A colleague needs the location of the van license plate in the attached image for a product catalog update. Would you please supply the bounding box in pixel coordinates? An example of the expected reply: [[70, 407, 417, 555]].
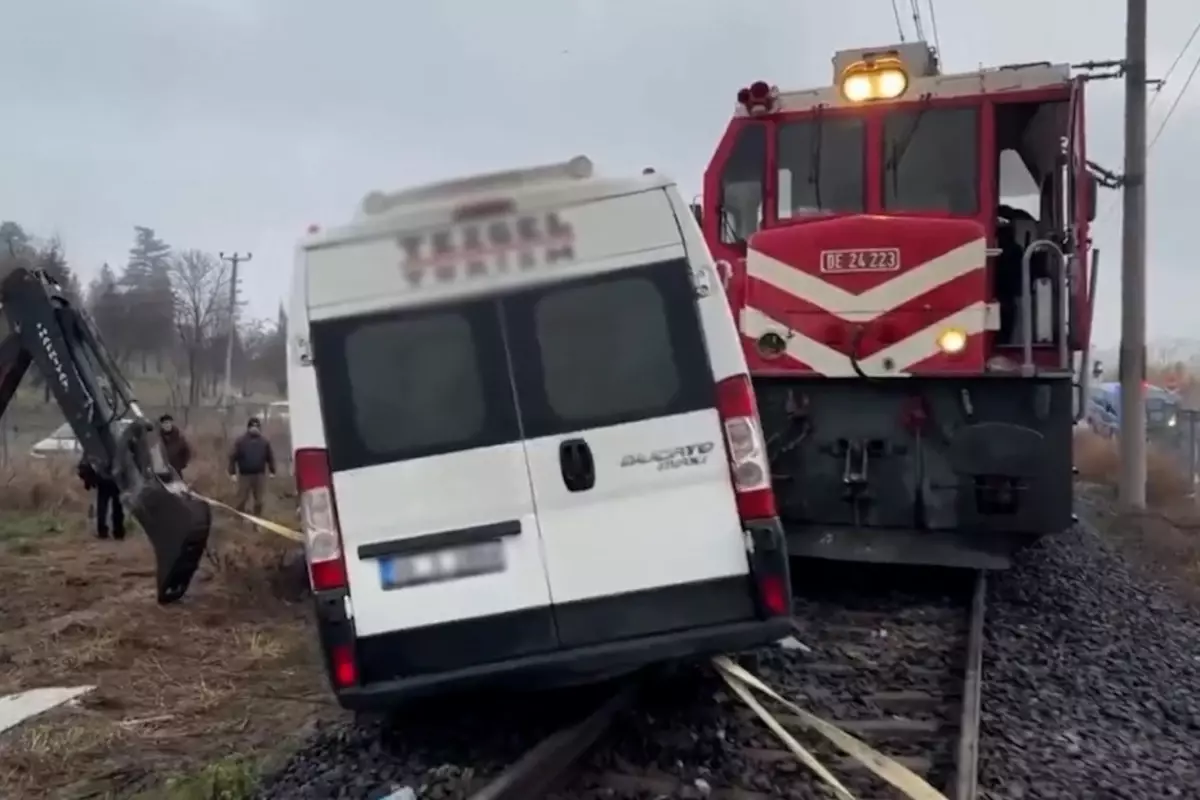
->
[[379, 541, 507, 590]]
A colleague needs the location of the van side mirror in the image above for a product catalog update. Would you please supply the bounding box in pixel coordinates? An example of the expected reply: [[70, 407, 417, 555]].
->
[[1092, 359, 1103, 379], [690, 203, 702, 226], [1086, 174, 1098, 222]]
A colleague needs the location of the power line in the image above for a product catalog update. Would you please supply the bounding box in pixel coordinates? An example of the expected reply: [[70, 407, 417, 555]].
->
[[1148, 44, 1200, 149], [890, 0, 906, 41], [1097, 15, 1200, 222], [926, 0, 943, 62], [907, 0, 927, 42], [1150, 17, 1200, 109]]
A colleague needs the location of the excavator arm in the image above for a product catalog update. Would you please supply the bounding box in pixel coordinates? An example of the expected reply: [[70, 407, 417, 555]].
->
[[0, 264, 212, 604]]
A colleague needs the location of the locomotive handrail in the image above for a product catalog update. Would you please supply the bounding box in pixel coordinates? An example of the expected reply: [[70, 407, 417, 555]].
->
[[1058, 248, 1073, 374], [1018, 238, 1067, 377], [1075, 248, 1100, 422]]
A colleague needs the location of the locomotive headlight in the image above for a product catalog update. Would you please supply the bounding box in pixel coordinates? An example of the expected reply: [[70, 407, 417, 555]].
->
[[875, 68, 908, 99], [841, 73, 874, 103], [1168, 413, 1178, 427], [839, 58, 909, 102], [937, 328, 968, 354]]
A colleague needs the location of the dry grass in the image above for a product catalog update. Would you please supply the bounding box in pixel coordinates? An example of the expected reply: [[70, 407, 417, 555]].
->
[[1073, 428, 1200, 605], [0, 418, 293, 517], [1072, 428, 1193, 506], [0, 423, 333, 799]]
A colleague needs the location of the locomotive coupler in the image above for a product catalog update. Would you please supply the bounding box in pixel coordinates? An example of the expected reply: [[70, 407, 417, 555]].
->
[[843, 440, 868, 490], [839, 438, 885, 500]]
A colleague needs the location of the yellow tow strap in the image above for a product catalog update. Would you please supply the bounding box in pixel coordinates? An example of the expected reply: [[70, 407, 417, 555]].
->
[[188, 491, 305, 543]]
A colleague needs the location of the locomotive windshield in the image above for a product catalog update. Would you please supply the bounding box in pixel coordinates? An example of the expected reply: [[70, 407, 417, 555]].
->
[[776, 116, 865, 217], [716, 123, 766, 244], [714, 103, 982, 237], [881, 106, 979, 215]]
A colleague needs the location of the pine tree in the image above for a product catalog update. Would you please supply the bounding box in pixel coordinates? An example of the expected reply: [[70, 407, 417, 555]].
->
[[87, 263, 130, 359], [0, 221, 32, 257], [123, 226, 171, 288], [36, 236, 80, 299], [122, 226, 175, 372]]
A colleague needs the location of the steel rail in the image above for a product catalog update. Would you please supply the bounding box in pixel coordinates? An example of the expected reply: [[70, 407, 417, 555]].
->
[[466, 680, 636, 800], [954, 571, 987, 800]]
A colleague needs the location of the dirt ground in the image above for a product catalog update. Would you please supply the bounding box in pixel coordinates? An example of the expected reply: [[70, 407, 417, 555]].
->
[[0, 507, 337, 798], [1073, 430, 1200, 607], [5, 429, 1195, 797]]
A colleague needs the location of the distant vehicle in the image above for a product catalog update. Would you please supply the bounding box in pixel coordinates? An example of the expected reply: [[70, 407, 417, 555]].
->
[[30, 419, 132, 459], [288, 156, 792, 708], [1086, 382, 1179, 439], [262, 400, 290, 422]]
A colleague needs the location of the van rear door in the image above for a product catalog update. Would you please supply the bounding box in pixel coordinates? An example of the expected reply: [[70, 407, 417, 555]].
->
[[505, 257, 754, 648], [308, 296, 556, 678]]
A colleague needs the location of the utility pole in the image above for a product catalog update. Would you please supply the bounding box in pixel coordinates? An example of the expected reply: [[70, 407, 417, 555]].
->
[[219, 251, 252, 410], [1118, 0, 1147, 510]]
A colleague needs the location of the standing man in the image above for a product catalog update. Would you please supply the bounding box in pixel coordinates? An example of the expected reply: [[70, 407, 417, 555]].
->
[[77, 460, 125, 540], [158, 414, 193, 478], [228, 416, 276, 517]]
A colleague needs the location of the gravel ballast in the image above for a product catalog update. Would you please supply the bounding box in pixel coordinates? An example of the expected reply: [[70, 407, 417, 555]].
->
[[255, 689, 601, 800], [257, 505, 1200, 799], [979, 513, 1200, 799]]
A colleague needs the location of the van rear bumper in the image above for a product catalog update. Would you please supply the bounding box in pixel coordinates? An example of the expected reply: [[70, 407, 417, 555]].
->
[[334, 615, 791, 711]]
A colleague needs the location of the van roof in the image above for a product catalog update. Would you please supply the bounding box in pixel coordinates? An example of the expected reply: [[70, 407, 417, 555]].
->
[[302, 157, 676, 252], [297, 159, 689, 321]]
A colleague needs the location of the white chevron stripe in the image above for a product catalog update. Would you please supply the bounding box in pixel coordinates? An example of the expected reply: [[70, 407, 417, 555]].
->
[[747, 238, 988, 321], [742, 301, 995, 377]]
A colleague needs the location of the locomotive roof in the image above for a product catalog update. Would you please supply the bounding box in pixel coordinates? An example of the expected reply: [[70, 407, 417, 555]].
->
[[734, 59, 1073, 117]]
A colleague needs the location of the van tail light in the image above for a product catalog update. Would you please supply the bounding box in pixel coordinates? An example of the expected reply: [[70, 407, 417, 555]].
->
[[329, 642, 358, 688], [295, 448, 348, 592], [716, 375, 778, 520], [757, 573, 788, 616]]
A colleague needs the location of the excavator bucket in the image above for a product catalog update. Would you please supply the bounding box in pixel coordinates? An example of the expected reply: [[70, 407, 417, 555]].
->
[[116, 423, 215, 605], [131, 481, 213, 604], [0, 265, 218, 604]]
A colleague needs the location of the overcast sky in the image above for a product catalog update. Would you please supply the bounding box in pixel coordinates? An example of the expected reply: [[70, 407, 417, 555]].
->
[[0, 0, 1195, 346]]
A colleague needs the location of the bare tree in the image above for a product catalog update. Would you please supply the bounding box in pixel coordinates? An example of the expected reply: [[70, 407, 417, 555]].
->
[[169, 249, 231, 407]]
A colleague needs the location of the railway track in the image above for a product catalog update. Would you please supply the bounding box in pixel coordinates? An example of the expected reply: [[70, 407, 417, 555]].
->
[[780, 569, 987, 799], [467, 568, 988, 800]]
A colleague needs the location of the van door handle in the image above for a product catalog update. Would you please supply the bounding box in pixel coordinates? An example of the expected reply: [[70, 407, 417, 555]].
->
[[558, 438, 595, 492]]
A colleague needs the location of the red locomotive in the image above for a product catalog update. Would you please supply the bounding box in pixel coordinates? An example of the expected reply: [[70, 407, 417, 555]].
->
[[698, 42, 1098, 569]]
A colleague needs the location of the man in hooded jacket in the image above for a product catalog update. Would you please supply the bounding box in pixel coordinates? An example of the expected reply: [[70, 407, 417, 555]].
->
[[228, 416, 276, 516], [158, 414, 193, 477]]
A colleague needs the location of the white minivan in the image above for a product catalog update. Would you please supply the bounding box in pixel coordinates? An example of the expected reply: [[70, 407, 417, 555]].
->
[[286, 157, 791, 707]]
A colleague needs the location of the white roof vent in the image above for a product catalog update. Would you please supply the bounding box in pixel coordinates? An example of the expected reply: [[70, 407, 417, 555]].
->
[[360, 155, 594, 217]]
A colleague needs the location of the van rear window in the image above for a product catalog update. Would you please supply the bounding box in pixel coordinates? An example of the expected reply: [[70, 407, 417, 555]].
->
[[505, 258, 717, 439], [537, 277, 679, 419], [311, 299, 520, 472], [311, 258, 717, 471]]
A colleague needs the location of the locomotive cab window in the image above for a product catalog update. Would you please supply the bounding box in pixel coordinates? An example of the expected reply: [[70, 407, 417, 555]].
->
[[716, 123, 767, 244], [882, 106, 979, 215], [776, 115, 865, 217], [991, 99, 1071, 347]]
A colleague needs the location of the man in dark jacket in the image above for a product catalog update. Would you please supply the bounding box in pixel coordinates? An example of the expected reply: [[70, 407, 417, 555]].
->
[[229, 416, 276, 516], [77, 460, 125, 540], [158, 414, 193, 477]]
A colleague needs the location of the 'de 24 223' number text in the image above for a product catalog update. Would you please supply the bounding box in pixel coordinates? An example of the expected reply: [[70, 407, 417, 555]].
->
[[819, 247, 901, 274]]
